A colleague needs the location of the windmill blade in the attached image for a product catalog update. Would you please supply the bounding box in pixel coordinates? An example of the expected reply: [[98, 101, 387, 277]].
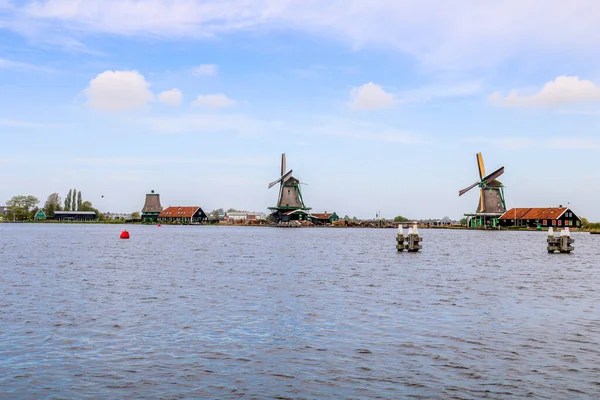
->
[[476, 152, 486, 181], [459, 181, 480, 196], [268, 170, 293, 189], [479, 188, 485, 212], [281, 153, 286, 177], [482, 166, 504, 183], [268, 178, 282, 189]]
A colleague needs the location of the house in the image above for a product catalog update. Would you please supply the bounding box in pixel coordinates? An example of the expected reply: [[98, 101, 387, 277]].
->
[[226, 211, 248, 221], [34, 209, 47, 221], [310, 212, 340, 225], [158, 206, 207, 224], [246, 212, 266, 221], [105, 212, 132, 221], [499, 207, 582, 228], [54, 211, 97, 221]]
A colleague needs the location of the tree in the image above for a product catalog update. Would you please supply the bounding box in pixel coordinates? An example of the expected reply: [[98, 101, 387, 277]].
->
[[79, 200, 95, 212], [44, 193, 62, 217], [71, 189, 77, 211], [394, 215, 409, 222], [210, 208, 224, 219], [131, 211, 140, 219], [460, 217, 468, 226], [77, 191, 82, 211], [65, 189, 72, 211], [344, 215, 350, 221], [6, 195, 40, 221]]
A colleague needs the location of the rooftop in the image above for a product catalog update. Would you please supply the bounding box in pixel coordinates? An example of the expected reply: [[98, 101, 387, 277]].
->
[[499, 207, 572, 220]]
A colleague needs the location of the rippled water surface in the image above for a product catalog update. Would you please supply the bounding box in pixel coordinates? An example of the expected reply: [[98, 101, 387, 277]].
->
[[1, 224, 599, 399]]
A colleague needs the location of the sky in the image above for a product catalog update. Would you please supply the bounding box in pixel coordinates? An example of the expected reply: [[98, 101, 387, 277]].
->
[[2, 0, 600, 220]]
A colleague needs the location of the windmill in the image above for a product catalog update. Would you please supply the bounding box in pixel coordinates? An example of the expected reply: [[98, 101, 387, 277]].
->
[[459, 152, 506, 227], [268, 153, 311, 222]]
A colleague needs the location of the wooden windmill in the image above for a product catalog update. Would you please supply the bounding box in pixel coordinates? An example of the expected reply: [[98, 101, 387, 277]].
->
[[268, 153, 310, 221], [459, 152, 506, 227]]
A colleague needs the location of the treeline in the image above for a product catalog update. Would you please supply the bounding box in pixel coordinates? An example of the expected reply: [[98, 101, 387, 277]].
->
[[4, 189, 100, 221]]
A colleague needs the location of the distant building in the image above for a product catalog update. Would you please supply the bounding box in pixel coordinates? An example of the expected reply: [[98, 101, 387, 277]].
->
[[499, 207, 581, 228], [310, 212, 340, 225], [105, 212, 132, 220], [226, 211, 248, 221], [0, 205, 9, 216], [54, 211, 97, 221], [141, 190, 163, 222], [34, 209, 47, 221], [246, 212, 266, 221], [158, 206, 207, 224]]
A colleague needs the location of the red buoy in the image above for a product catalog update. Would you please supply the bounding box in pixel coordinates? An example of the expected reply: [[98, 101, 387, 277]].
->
[[157, 224, 161, 227], [120, 230, 130, 239]]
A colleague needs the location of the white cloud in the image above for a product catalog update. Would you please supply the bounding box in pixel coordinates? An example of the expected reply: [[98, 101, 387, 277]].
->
[[314, 117, 421, 144], [7, 1, 600, 70], [402, 81, 483, 102], [129, 113, 281, 135], [158, 89, 182, 106], [84, 70, 153, 111], [349, 82, 396, 111], [193, 64, 218, 76], [0, 57, 46, 71], [192, 94, 235, 109], [490, 76, 600, 107]]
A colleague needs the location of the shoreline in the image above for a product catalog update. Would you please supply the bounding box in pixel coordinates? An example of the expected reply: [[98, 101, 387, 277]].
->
[[1, 220, 593, 232]]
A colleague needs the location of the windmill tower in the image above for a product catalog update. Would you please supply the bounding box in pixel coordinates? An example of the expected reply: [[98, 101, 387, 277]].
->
[[459, 152, 506, 228], [141, 189, 163, 223], [267, 153, 311, 222]]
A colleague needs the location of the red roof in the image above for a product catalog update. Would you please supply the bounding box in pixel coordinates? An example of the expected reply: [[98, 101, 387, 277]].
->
[[159, 206, 200, 218], [499, 207, 568, 220], [311, 213, 333, 219]]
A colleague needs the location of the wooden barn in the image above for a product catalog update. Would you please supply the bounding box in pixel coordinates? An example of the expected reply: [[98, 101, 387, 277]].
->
[[158, 206, 207, 224], [499, 207, 581, 228], [54, 211, 97, 221]]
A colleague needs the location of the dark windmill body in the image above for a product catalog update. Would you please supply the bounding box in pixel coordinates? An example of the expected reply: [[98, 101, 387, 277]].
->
[[459, 153, 506, 228], [268, 153, 311, 222], [141, 190, 163, 223]]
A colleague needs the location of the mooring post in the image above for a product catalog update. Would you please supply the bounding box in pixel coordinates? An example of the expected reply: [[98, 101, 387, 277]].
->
[[396, 225, 405, 252], [559, 227, 575, 253], [547, 227, 574, 253], [405, 223, 422, 252]]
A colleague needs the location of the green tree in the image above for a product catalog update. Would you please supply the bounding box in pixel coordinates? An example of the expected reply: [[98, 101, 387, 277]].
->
[[7, 195, 40, 221], [77, 191, 82, 211], [44, 192, 62, 217], [394, 215, 409, 222], [131, 211, 140, 219], [71, 188, 77, 211], [65, 189, 72, 211], [344, 215, 350, 221], [460, 217, 468, 226], [79, 200, 95, 212]]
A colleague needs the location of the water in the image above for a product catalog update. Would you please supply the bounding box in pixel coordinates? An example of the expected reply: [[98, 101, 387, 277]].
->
[[1, 224, 599, 399]]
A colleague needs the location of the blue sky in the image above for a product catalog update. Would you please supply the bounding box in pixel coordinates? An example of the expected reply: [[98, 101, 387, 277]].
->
[[2, 0, 600, 219]]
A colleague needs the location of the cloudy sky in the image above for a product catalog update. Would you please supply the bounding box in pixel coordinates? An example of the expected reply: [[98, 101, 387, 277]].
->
[[2, 0, 600, 219]]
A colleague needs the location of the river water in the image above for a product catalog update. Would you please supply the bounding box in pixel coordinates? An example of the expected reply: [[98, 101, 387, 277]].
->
[[1, 224, 599, 399]]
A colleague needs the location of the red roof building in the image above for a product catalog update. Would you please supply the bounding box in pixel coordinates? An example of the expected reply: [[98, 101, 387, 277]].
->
[[499, 207, 581, 228], [158, 206, 207, 224]]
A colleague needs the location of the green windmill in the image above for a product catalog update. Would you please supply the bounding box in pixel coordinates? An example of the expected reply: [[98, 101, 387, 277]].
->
[[268, 153, 311, 222]]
